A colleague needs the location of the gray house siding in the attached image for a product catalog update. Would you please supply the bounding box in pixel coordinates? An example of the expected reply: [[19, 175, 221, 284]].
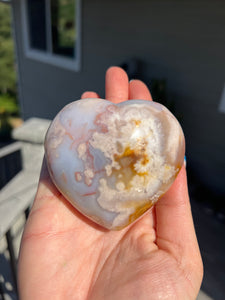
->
[[12, 0, 225, 195]]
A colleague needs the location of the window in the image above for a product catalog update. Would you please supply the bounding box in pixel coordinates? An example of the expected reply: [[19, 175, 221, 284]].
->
[[21, 0, 81, 71]]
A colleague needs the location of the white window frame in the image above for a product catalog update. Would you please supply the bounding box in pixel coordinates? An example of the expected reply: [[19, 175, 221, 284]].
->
[[21, 0, 81, 71]]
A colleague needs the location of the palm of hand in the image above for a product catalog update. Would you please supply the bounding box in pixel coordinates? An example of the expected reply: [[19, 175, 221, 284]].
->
[[18, 67, 203, 300]]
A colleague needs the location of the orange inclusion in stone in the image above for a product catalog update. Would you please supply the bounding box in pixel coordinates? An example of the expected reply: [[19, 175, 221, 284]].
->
[[128, 201, 153, 224], [113, 202, 153, 230], [134, 120, 141, 127], [113, 145, 149, 190]]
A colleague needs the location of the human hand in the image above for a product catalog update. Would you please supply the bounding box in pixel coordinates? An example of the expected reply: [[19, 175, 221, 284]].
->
[[18, 67, 203, 300]]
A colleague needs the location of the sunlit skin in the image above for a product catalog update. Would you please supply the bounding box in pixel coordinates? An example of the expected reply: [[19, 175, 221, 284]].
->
[[18, 67, 203, 300]]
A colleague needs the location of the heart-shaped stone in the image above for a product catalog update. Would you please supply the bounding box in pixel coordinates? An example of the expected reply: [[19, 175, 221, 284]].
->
[[44, 98, 185, 230]]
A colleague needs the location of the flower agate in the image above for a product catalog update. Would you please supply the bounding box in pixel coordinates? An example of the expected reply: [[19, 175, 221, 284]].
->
[[44, 98, 185, 230]]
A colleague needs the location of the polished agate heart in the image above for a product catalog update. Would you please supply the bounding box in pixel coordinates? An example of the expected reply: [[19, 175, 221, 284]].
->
[[45, 98, 185, 230]]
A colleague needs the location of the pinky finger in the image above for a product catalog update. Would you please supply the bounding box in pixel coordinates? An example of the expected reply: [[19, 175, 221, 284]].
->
[[81, 91, 100, 99]]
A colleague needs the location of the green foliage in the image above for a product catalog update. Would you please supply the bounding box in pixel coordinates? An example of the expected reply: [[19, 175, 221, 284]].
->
[[51, 0, 76, 57], [0, 94, 19, 115], [0, 3, 16, 96], [57, 0, 76, 46], [0, 3, 19, 140]]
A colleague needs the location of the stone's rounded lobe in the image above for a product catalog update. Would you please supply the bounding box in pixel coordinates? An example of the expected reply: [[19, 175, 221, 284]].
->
[[44, 98, 185, 230]]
